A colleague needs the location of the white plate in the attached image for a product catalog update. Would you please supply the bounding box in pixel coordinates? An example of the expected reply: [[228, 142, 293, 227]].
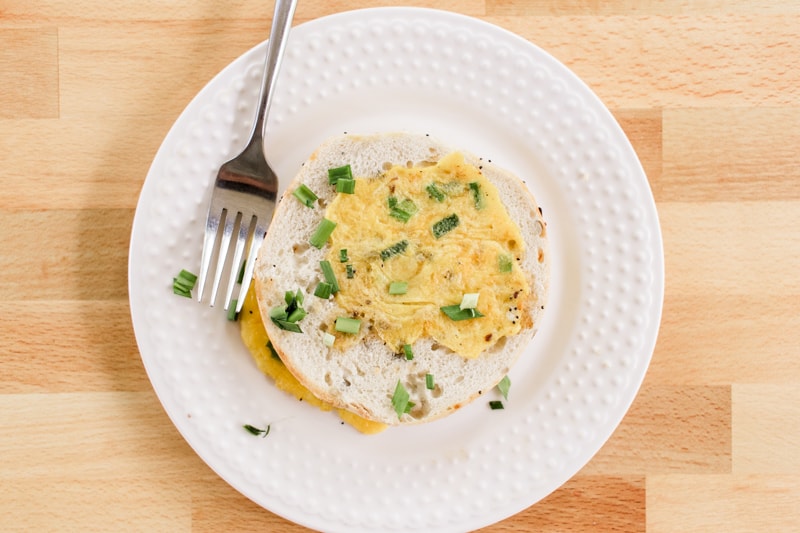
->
[[129, 7, 663, 532]]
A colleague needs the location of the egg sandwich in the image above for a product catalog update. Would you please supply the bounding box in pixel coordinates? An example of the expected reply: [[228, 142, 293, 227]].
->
[[252, 133, 548, 426]]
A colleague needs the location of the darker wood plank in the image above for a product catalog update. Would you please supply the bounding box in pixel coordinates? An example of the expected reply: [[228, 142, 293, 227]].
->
[[479, 476, 645, 532]]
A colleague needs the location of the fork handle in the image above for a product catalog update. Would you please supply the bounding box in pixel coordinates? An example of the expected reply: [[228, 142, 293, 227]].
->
[[252, 0, 298, 143]]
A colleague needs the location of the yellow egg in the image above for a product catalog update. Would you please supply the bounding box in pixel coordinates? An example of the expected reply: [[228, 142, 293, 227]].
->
[[324, 152, 531, 359], [239, 286, 388, 435]]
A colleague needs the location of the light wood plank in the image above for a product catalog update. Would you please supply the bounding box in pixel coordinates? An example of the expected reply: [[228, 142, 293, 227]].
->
[[582, 385, 730, 475], [0, 118, 165, 210], [650, 292, 800, 385], [487, 0, 800, 15], [0, 28, 59, 119], [661, 108, 800, 202], [484, 15, 800, 108], [733, 384, 800, 474], [0, 209, 132, 301], [0, 301, 147, 393], [0, 0, 484, 23], [0, 392, 200, 480], [1, 478, 192, 533], [647, 475, 800, 532]]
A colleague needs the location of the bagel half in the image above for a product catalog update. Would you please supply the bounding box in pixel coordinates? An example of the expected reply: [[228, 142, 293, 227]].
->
[[253, 133, 548, 426]]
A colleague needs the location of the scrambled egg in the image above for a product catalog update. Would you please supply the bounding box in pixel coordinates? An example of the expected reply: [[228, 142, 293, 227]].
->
[[239, 286, 388, 435], [325, 152, 531, 359]]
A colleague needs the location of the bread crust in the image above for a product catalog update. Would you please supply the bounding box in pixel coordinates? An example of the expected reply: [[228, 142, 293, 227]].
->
[[253, 133, 548, 425]]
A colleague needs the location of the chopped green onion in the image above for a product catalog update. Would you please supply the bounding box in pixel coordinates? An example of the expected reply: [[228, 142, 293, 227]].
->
[[309, 218, 337, 249], [314, 282, 332, 299], [335, 316, 361, 334], [339, 249, 349, 262], [499, 254, 513, 273], [388, 281, 408, 295], [391, 380, 414, 419], [441, 304, 484, 321], [335, 178, 356, 194], [387, 196, 398, 209], [389, 198, 418, 223], [426, 374, 435, 390], [319, 260, 339, 293], [426, 182, 446, 202], [236, 260, 247, 284], [292, 184, 318, 208], [489, 400, 504, 410], [497, 375, 511, 400], [243, 424, 271, 437], [346, 264, 355, 279], [322, 332, 336, 347], [380, 239, 408, 261], [266, 340, 281, 361], [287, 307, 307, 323], [270, 289, 306, 333], [469, 182, 485, 210], [227, 301, 238, 321], [432, 213, 459, 239], [460, 292, 479, 310], [402, 343, 414, 360], [328, 164, 353, 185], [172, 269, 197, 297]]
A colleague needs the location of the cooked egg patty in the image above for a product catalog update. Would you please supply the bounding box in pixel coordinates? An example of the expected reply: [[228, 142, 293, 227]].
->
[[239, 286, 388, 434], [324, 152, 531, 359]]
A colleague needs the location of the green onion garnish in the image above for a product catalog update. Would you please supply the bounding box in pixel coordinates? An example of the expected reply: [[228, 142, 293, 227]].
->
[[469, 182, 485, 210], [387, 196, 398, 209], [432, 213, 459, 239], [314, 282, 333, 299], [499, 254, 513, 273], [426, 374, 435, 390], [236, 260, 247, 284], [426, 182, 446, 202], [243, 424, 271, 437], [269, 289, 306, 333], [389, 198, 418, 223], [380, 239, 409, 261], [489, 400, 504, 410], [335, 178, 355, 194], [319, 260, 339, 293], [441, 304, 484, 321], [328, 164, 353, 185], [339, 249, 349, 262], [322, 332, 336, 347], [309, 218, 337, 249], [335, 316, 361, 334], [460, 292, 479, 310], [402, 343, 414, 360], [292, 184, 318, 208], [172, 269, 197, 297], [227, 301, 238, 321], [497, 375, 511, 400], [391, 380, 414, 419], [346, 264, 355, 279], [388, 281, 408, 295]]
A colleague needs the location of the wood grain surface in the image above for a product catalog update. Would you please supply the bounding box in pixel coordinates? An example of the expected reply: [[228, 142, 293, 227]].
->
[[2, 1, 799, 531]]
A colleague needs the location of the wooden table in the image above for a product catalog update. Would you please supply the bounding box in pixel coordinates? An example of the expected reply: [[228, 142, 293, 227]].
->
[[2, 1, 798, 531]]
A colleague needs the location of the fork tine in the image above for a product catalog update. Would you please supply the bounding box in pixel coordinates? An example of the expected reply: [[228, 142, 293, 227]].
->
[[234, 222, 266, 314], [196, 210, 221, 303], [209, 209, 238, 307], [223, 214, 252, 311]]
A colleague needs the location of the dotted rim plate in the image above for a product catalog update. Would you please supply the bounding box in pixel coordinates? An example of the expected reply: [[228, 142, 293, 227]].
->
[[129, 8, 664, 532]]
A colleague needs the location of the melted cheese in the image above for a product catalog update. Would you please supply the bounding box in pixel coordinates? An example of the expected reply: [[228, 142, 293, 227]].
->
[[239, 286, 387, 435], [324, 152, 531, 359]]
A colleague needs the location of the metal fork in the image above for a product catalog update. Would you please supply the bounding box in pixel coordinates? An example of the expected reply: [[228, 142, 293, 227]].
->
[[196, 0, 298, 313]]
